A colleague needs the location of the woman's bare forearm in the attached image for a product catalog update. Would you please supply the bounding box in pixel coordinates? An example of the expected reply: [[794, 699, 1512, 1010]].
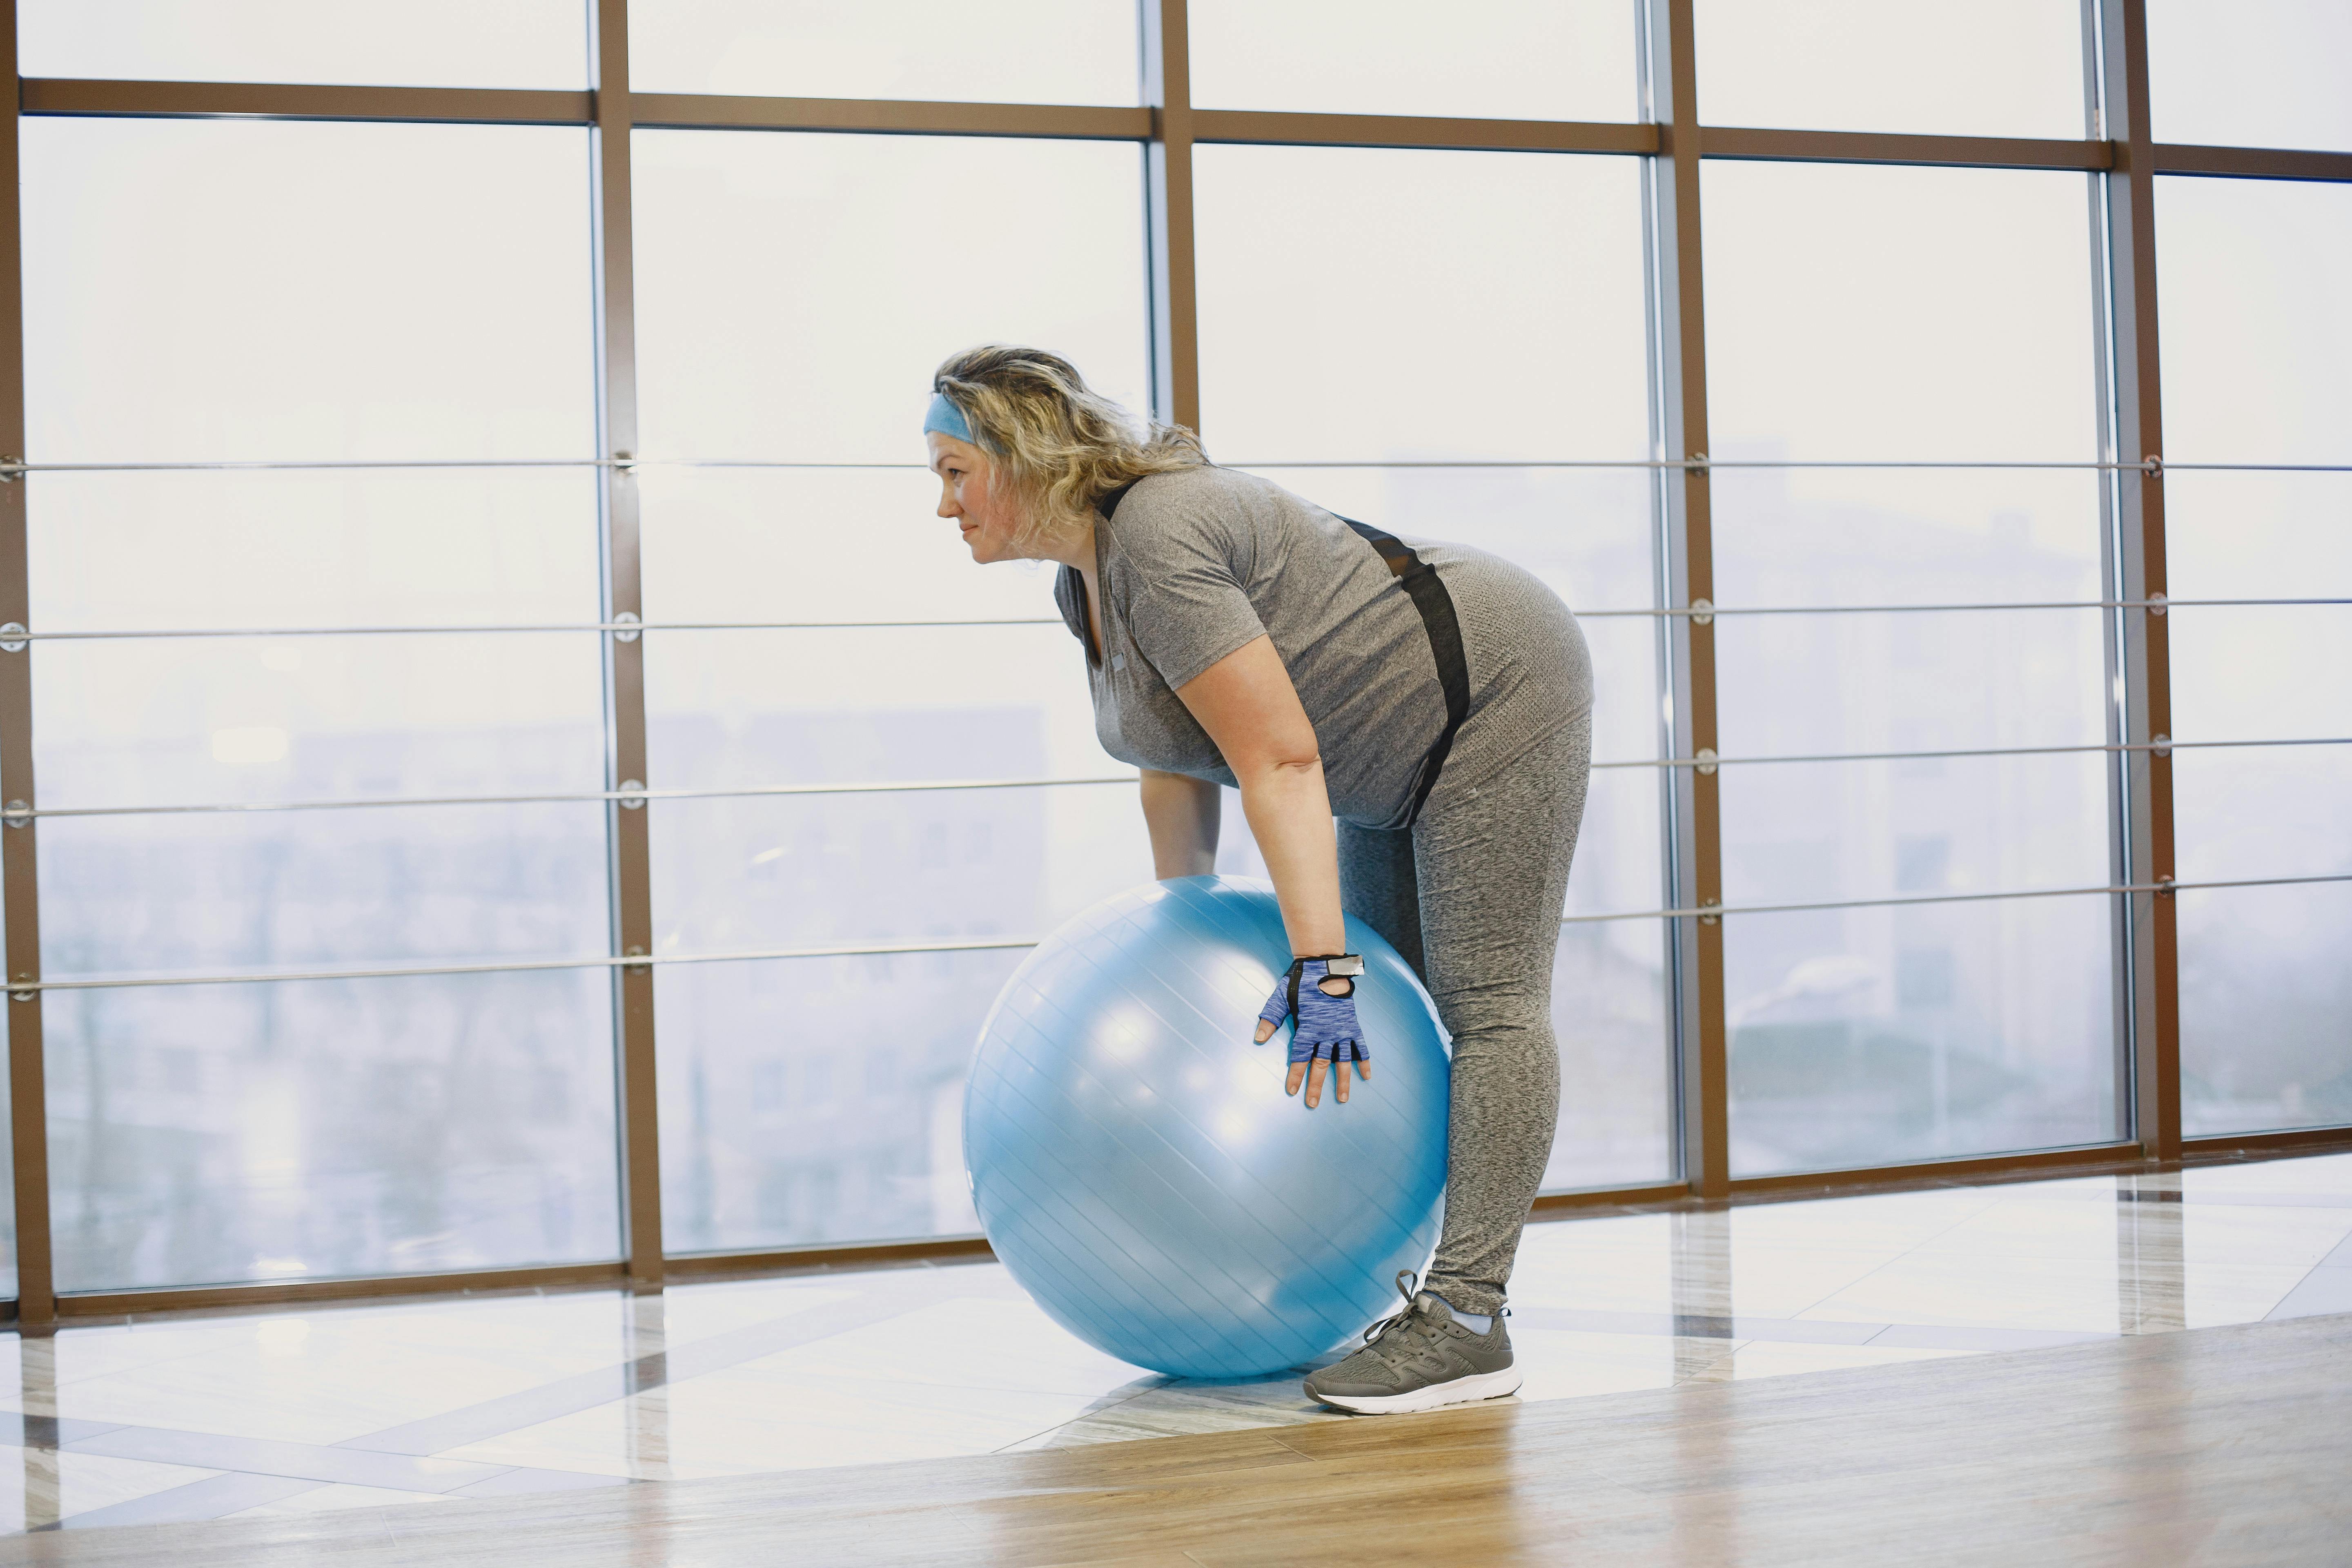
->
[[1236, 759, 1348, 958], [1140, 769, 1221, 880]]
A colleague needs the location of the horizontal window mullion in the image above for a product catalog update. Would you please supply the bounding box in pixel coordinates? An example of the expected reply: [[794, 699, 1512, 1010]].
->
[[23, 86, 2352, 186], [21, 77, 592, 125]]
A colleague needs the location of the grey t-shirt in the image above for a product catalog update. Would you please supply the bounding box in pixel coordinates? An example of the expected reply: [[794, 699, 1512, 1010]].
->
[[1053, 465, 1590, 830]]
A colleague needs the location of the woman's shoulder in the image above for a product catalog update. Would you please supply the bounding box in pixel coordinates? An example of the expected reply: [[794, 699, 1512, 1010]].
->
[[1109, 464, 1303, 542], [1120, 462, 1261, 507]]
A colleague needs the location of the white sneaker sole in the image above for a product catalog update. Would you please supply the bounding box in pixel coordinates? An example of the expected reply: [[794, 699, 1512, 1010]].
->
[[1310, 1365, 1523, 1416]]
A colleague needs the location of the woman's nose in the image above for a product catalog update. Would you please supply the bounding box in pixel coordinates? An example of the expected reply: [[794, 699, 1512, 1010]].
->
[[937, 485, 959, 520]]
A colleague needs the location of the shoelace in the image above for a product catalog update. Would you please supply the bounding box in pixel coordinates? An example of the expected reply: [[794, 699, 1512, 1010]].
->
[[1356, 1270, 1450, 1370]]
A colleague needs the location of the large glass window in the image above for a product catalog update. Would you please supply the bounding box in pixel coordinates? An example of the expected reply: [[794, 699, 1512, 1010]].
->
[[2158, 176, 2352, 1136], [22, 117, 619, 1290], [1189, 0, 1637, 123], [1702, 160, 2118, 1173], [629, 0, 1139, 105], [6, 0, 2344, 1311], [2148, 0, 2352, 154], [1694, 0, 2085, 140], [19, 0, 588, 89], [1194, 143, 1672, 1190], [630, 129, 1152, 1253]]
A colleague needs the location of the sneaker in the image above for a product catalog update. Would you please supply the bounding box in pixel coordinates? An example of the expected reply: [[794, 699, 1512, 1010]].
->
[[1303, 1271, 1521, 1416]]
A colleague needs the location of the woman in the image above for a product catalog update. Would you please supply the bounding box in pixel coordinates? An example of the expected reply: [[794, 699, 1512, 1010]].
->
[[926, 346, 1592, 1416]]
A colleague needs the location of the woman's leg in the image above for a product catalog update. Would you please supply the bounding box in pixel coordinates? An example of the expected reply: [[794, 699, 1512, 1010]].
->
[[1336, 819, 1423, 979], [1412, 711, 1591, 1316]]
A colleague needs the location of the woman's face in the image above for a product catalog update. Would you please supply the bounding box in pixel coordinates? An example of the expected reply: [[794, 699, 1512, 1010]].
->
[[928, 433, 1025, 565]]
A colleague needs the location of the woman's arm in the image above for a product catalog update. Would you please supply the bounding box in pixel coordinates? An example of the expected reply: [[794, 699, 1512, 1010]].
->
[[1139, 769, 1220, 879], [1172, 635, 1363, 1106], [1172, 635, 1346, 960]]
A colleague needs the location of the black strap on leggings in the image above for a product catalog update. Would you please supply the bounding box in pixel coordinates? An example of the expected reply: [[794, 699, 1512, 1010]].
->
[[1338, 518, 1470, 826]]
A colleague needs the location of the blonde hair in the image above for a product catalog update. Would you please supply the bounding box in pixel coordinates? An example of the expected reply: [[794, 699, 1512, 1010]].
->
[[932, 345, 1207, 554]]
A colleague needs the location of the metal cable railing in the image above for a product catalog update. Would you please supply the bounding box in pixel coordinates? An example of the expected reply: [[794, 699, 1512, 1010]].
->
[[5, 737, 2341, 823], [0, 596, 2341, 646], [8, 456, 2352, 476], [19, 871, 2348, 994]]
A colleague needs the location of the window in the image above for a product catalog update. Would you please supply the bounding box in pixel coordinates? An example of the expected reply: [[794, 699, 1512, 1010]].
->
[[22, 118, 619, 1290], [630, 129, 1152, 1253], [2148, 0, 2352, 154], [1194, 142, 1671, 1189], [1695, 0, 2085, 139], [1702, 160, 2118, 1173], [629, 0, 1138, 105], [2158, 176, 2352, 1136], [1189, 0, 1636, 123], [20, 0, 587, 89]]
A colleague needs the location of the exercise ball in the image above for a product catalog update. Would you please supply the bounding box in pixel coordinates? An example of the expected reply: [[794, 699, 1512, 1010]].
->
[[964, 874, 1450, 1380]]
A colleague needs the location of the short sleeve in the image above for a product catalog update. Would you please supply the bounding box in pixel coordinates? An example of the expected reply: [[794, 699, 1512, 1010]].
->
[[1110, 488, 1268, 691]]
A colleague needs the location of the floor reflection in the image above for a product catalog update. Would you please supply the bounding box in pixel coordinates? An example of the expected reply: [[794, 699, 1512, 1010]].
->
[[0, 1152, 2343, 1532], [2118, 1185, 2186, 1334], [18, 1335, 57, 1532]]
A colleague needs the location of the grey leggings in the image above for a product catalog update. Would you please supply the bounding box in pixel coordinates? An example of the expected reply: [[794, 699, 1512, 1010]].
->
[[1337, 711, 1591, 1316]]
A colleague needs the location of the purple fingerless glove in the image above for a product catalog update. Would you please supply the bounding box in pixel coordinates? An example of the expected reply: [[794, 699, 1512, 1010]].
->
[[1257, 957, 1368, 1067]]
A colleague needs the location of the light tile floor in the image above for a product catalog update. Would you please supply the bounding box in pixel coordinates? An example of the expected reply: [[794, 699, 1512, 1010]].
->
[[4, 1152, 2348, 1532]]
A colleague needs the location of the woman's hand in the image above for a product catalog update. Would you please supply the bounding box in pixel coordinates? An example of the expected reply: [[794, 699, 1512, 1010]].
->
[[1254, 958, 1372, 1107]]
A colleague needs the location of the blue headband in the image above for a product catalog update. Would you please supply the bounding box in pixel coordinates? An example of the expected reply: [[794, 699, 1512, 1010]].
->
[[924, 392, 976, 444]]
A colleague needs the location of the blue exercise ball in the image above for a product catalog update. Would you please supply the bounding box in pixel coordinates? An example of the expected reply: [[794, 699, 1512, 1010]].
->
[[964, 874, 1451, 1380]]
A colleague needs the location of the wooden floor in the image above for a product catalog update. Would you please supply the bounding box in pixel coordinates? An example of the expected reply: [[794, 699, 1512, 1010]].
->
[[3, 1312, 2345, 1567]]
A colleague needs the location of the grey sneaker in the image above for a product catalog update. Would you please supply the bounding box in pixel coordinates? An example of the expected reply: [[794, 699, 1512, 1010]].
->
[[1303, 1271, 1521, 1415]]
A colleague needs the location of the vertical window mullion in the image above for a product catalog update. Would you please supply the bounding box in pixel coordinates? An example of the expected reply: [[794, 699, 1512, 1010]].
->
[[1648, 0, 1729, 1199], [591, 0, 666, 1287]]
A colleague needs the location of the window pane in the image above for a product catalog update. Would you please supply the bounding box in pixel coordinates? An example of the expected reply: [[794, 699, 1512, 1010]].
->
[[1694, 0, 2085, 139], [1723, 753, 2108, 906], [659, 950, 1022, 1254], [25, 119, 596, 463], [2160, 177, 2352, 1135], [2167, 473, 2352, 1136], [47, 972, 619, 1292], [1196, 145, 1671, 1190], [629, 0, 1138, 105], [2156, 177, 2352, 465], [632, 132, 1147, 463], [20, 0, 587, 90], [1189, 0, 1636, 122], [632, 130, 1151, 1252], [1728, 895, 2118, 1175], [2178, 882, 2352, 1137], [1196, 146, 1650, 461], [2149, 0, 2352, 153], [1703, 163, 2098, 463], [23, 118, 617, 1285], [1704, 160, 2117, 1169]]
